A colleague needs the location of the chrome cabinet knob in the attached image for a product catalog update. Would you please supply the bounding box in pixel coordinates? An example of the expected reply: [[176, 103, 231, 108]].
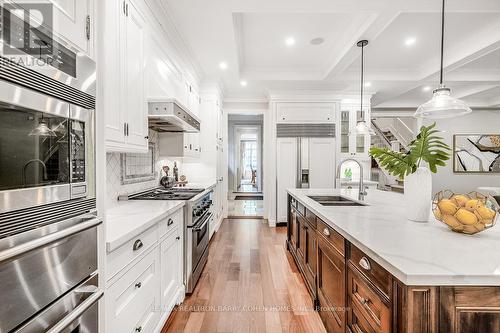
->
[[133, 239, 143, 251], [135, 282, 142, 289], [323, 228, 330, 236], [359, 257, 371, 271], [135, 326, 142, 332]]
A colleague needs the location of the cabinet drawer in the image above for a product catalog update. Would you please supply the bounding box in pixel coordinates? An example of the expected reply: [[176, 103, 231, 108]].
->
[[158, 208, 183, 239], [305, 209, 317, 228], [348, 302, 378, 333], [107, 248, 160, 333], [131, 298, 161, 333], [317, 218, 345, 256], [348, 267, 391, 332], [107, 225, 158, 280], [349, 245, 391, 298]]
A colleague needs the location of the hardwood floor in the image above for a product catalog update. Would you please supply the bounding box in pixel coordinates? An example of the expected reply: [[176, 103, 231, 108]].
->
[[162, 218, 327, 333]]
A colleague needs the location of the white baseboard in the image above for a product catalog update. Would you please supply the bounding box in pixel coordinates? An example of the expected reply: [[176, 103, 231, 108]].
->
[[268, 219, 276, 227]]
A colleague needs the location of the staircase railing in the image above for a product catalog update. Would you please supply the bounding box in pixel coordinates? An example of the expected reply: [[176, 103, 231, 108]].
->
[[392, 118, 414, 148], [371, 120, 392, 148]]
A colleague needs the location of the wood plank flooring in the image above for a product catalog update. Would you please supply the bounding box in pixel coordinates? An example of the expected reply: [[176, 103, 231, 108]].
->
[[162, 218, 327, 333]]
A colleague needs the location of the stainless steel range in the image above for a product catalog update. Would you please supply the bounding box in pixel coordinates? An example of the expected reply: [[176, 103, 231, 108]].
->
[[123, 187, 213, 293]]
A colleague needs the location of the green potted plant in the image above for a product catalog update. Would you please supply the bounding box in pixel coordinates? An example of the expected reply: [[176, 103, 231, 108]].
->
[[370, 123, 451, 222]]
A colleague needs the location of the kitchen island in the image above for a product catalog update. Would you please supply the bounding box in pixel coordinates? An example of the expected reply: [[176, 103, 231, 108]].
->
[[287, 188, 500, 333]]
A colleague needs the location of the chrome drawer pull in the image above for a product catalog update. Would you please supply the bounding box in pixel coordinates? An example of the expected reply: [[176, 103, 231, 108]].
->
[[135, 326, 142, 332], [360, 297, 370, 305], [167, 218, 174, 226], [135, 282, 142, 289], [323, 228, 330, 236], [359, 257, 371, 271], [176, 236, 180, 240], [133, 239, 143, 251]]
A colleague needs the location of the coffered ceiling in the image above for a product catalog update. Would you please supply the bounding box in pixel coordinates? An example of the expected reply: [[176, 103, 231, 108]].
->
[[161, 0, 500, 107]]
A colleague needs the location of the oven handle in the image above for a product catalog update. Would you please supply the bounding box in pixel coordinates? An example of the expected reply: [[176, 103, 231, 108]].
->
[[0, 216, 101, 263], [193, 213, 212, 232], [45, 288, 103, 333]]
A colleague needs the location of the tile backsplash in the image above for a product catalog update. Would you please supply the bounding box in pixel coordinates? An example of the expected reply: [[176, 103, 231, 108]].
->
[[106, 130, 178, 207]]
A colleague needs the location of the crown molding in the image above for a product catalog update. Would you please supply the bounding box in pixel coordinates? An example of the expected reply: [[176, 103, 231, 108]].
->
[[150, 0, 204, 83]]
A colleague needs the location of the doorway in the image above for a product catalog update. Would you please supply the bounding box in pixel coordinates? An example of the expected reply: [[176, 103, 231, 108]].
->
[[227, 114, 264, 218]]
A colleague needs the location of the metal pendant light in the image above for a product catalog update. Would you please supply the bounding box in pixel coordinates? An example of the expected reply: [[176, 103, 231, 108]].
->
[[356, 40, 375, 135], [415, 0, 472, 119], [29, 116, 57, 137]]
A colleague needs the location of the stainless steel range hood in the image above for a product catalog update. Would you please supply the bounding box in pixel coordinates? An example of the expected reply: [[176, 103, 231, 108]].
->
[[148, 99, 200, 133]]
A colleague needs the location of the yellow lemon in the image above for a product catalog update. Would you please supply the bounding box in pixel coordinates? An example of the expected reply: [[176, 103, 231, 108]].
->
[[474, 223, 486, 232], [452, 194, 469, 207], [463, 225, 478, 234], [455, 208, 478, 226], [437, 199, 458, 215], [476, 206, 496, 220], [465, 199, 483, 212], [434, 207, 443, 220], [443, 215, 461, 228]]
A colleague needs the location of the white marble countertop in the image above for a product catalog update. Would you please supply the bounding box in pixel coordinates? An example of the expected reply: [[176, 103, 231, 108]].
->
[[287, 188, 500, 286], [106, 200, 185, 252]]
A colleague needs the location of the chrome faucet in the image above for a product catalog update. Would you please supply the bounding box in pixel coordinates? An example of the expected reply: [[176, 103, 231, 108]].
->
[[22, 159, 48, 185], [336, 158, 367, 200]]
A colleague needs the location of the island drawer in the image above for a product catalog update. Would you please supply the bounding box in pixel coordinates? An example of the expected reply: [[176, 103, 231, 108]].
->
[[317, 217, 345, 256], [348, 266, 391, 332], [348, 245, 391, 299], [305, 209, 317, 228]]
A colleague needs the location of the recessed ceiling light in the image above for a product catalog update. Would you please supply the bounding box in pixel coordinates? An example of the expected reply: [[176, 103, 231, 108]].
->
[[240, 80, 247, 87], [405, 37, 417, 46], [219, 62, 228, 70], [422, 86, 431, 92], [285, 37, 296, 46], [364, 82, 372, 88], [310, 37, 325, 45]]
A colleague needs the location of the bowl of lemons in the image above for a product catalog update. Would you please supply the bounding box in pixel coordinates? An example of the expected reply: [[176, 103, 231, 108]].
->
[[433, 190, 499, 235]]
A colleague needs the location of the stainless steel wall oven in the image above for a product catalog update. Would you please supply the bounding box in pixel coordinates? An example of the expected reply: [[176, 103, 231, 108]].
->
[[0, 4, 101, 332]]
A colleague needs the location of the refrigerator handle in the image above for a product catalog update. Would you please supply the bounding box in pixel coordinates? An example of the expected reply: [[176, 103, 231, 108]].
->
[[296, 138, 302, 188]]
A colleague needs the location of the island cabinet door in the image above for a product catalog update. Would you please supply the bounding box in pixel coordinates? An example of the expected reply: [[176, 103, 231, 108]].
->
[[317, 236, 346, 333], [296, 215, 306, 263], [439, 287, 500, 333], [302, 220, 317, 295]]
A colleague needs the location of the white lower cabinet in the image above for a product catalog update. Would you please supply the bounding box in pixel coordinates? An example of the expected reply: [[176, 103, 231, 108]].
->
[[106, 208, 185, 333], [160, 229, 183, 310]]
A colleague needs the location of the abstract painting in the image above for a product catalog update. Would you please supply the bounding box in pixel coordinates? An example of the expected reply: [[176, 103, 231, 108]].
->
[[453, 135, 500, 173]]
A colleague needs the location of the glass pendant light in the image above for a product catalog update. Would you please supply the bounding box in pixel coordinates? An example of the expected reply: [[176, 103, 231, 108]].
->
[[355, 40, 375, 135], [415, 0, 472, 119], [29, 116, 57, 137]]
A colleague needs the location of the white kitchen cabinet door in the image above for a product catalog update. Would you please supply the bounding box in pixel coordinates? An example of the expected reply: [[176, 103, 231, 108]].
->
[[309, 138, 336, 188], [103, 0, 124, 146], [50, 0, 92, 54], [123, 0, 147, 149], [277, 102, 334, 123], [160, 229, 182, 310], [11, 0, 93, 55], [277, 138, 298, 223]]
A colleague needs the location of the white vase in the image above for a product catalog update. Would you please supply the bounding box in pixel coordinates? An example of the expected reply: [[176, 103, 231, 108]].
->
[[404, 167, 432, 222]]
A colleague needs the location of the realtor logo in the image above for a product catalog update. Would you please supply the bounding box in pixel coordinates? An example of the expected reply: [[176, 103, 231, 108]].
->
[[2, 3, 53, 57]]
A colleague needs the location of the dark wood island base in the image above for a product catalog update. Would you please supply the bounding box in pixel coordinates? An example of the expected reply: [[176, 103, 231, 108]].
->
[[287, 195, 500, 333]]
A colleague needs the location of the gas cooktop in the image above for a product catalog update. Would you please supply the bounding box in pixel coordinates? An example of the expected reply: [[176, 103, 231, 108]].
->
[[128, 188, 204, 201]]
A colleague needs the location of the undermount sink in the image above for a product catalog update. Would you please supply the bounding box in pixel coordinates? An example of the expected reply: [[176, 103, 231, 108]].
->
[[308, 195, 367, 206]]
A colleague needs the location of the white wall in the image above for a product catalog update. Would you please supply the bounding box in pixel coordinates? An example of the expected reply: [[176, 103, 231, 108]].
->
[[423, 110, 500, 193]]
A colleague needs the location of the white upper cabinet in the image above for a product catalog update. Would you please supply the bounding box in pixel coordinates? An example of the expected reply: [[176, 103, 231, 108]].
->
[[104, 0, 148, 153], [123, 0, 147, 148], [277, 102, 335, 123], [9, 0, 93, 56]]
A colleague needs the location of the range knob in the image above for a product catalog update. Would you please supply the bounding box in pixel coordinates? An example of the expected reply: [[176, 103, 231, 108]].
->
[[194, 209, 203, 217]]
